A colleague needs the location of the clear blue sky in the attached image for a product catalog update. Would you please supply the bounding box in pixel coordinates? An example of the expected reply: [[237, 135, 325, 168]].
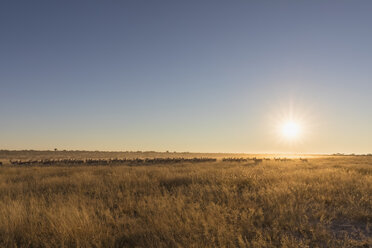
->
[[1, 0, 371, 153]]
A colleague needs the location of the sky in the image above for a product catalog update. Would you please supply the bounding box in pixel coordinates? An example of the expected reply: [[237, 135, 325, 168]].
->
[[1, 0, 371, 154]]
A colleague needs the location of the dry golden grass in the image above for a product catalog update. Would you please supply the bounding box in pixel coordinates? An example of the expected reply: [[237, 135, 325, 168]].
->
[[0, 156, 371, 247]]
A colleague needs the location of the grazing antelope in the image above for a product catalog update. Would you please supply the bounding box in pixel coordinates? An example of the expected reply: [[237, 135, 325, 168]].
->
[[300, 158, 308, 162], [222, 158, 247, 162], [253, 158, 263, 164], [0, 161, 2, 166], [10, 160, 20, 165]]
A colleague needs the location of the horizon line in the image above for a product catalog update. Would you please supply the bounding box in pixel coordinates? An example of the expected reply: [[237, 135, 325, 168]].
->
[[0, 149, 370, 156]]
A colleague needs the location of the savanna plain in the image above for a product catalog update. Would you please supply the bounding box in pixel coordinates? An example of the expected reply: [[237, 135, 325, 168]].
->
[[0, 151, 371, 248]]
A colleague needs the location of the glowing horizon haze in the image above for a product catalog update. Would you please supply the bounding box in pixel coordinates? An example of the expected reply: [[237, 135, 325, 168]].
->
[[1, 1, 371, 154]]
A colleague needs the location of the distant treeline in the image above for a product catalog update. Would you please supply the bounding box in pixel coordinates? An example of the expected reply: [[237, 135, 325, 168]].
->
[[332, 153, 372, 156]]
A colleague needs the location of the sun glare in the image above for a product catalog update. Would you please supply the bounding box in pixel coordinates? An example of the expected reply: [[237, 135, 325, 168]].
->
[[281, 121, 301, 140], [268, 101, 311, 146]]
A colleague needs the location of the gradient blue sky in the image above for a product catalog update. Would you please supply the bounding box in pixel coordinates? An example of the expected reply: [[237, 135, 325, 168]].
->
[[1, 0, 371, 153]]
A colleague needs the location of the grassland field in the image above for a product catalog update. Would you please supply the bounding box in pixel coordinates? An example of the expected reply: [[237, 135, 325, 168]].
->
[[0, 151, 371, 247]]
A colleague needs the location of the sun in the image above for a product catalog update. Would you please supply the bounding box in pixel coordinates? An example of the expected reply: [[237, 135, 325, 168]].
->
[[268, 100, 312, 146], [281, 121, 301, 140]]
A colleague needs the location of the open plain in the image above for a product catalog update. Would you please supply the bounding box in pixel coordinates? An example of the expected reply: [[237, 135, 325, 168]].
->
[[0, 151, 370, 247]]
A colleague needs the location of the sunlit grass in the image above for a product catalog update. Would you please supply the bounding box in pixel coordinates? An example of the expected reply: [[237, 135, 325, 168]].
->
[[0, 156, 371, 247]]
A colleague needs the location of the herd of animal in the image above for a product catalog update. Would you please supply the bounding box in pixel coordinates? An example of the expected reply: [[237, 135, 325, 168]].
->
[[5, 158, 217, 166], [222, 157, 265, 164], [0, 157, 309, 166], [222, 157, 308, 164]]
